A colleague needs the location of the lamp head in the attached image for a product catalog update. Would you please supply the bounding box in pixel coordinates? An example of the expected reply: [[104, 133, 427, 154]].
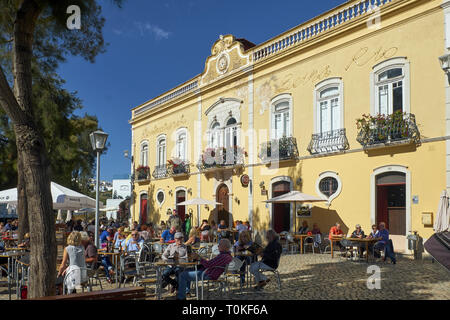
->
[[89, 130, 108, 152]]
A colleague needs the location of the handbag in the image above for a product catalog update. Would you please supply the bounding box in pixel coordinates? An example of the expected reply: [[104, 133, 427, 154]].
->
[[424, 231, 450, 271]]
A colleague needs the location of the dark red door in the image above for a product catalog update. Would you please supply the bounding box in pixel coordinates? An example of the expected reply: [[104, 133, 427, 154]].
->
[[216, 184, 230, 227], [176, 190, 186, 222], [272, 181, 290, 233], [140, 194, 147, 225]]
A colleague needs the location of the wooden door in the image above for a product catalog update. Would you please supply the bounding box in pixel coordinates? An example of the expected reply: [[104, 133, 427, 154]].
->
[[272, 181, 290, 233], [216, 184, 230, 227], [176, 190, 186, 222], [140, 194, 147, 225]]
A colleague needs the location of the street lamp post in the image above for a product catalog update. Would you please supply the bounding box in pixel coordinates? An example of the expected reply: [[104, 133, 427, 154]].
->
[[90, 130, 108, 248], [124, 150, 134, 226]]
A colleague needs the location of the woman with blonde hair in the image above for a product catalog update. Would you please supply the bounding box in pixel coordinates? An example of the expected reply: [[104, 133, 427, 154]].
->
[[185, 227, 200, 246], [57, 231, 87, 293]]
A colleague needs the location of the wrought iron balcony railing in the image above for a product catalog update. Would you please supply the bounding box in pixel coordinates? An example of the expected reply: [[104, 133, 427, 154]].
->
[[197, 147, 245, 172], [307, 128, 350, 155], [152, 165, 168, 179], [356, 113, 421, 148], [168, 161, 190, 177], [135, 167, 150, 182], [258, 136, 299, 162]]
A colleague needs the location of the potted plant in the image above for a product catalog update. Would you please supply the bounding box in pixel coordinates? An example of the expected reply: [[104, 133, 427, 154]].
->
[[136, 165, 149, 180]]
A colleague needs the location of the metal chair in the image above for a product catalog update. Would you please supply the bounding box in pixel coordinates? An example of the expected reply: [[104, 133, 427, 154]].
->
[[303, 236, 317, 254], [120, 254, 138, 287], [200, 265, 230, 300], [255, 256, 282, 291], [210, 244, 220, 259], [321, 234, 332, 254], [87, 261, 103, 290]]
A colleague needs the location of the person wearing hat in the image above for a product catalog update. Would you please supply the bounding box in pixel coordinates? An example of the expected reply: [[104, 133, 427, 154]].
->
[[161, 232, 188, 293]]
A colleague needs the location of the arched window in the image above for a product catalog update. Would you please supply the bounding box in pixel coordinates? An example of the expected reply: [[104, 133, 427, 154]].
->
[[224, 117, 238, 148], [140, 142, 148, 166], [270, 94, 292, 140], [156, 136, 166, 167], [314, 78, 344, 135], [209, 122, 221, 148], [176, 131, 187, 161], [371, 57, 410, 115]]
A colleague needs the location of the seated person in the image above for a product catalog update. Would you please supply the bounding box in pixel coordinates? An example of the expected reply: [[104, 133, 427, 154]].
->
[[298, 221, 309, 234], [160, 226, 177, 243], [234, 220, 247, 241], [329, 223, 344, 250], [161, 232, 188, 293], [373, 222, 396, 264], [233, 230, 254, 284], [100, 227, 114, 249], [244, 221, 251, 232], [218, 220, 231, 241], [199, 220, 211, 242], [349, 224, 365, 256], [311, 223, 321, 235], [250, 230, 282, 290], [177, 239, 233, 300], [185, 228, 200, 246], [367, 224, 378, 238], [123, 231, 144, 254]]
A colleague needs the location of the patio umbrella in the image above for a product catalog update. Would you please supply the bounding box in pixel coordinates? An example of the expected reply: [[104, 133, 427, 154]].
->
[[177, 198, 222, 227], [0, 181, 97, 210], [264, 191, 326, 232], [434, 190, 450, 232]]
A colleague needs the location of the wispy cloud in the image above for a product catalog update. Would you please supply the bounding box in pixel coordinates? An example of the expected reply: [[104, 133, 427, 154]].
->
[[134, 21, 172, 40]]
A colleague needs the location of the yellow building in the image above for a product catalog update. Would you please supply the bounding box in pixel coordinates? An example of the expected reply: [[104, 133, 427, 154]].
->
[[130, 0, 450, 253]]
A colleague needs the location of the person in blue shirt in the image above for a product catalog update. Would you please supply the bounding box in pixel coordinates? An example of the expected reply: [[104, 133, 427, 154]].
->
[[373, 222, 396, 264], [160, 226, 176, 243], [124, 231, 144, 253], [100, 227, 114, 247]]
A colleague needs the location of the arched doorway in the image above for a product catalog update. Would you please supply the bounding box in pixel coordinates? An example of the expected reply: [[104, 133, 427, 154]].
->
[[272, 181, 291, 233], [216, 184, 230, 227], [176, 189, 186, 223], [140, 193, 147, 225], [376, 172, 406, 235]]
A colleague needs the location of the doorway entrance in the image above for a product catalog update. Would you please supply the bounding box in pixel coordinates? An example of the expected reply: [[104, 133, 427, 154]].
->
[[176, 190, 186, 223], [216, 184, 230, 227], [272, 181, 291, 233], [140, 194, 147, 225]]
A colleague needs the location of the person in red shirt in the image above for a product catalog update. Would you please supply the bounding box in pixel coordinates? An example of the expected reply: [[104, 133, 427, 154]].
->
[[329, 223, 344, 250]]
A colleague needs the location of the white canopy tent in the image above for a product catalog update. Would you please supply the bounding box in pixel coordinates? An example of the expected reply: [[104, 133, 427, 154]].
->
[[0, 181, 98, 211]]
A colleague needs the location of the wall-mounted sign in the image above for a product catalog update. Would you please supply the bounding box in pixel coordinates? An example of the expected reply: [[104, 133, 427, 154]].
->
[[261, 189, 268, 196], [240, 174, 250, 187]]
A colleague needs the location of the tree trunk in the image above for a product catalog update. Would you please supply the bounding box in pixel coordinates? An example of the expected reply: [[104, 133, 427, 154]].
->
[[17, 155, 29, 241], [0, 0, 56, 298]]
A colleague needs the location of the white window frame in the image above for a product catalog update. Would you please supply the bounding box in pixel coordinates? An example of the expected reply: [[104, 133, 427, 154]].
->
[[370, 57, 410, 116], [208, 121, 221, 149], [270, 93, 293, 140], [224, 117, 240, 149], [315, 171, 342, 206], [140, 141, 149, 167], [156, 189, 165, 207], [174, 128, 188, 161], [314, 78, 344, 134], [156, 134, 167, 167]]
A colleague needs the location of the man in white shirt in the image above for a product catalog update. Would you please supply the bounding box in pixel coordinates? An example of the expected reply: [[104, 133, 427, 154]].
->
[[161, 232, 188, 293]]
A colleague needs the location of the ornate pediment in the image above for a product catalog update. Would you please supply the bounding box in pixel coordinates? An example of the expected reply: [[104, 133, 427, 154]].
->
[[201, 35, 254, 86]]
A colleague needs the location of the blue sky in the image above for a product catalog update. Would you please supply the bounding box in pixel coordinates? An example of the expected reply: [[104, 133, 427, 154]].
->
[[57, 0, 343, 182]]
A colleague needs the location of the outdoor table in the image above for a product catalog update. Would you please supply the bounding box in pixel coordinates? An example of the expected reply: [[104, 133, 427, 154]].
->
[[98, 250, 121, 286], [344, 237, 380, 263], [154, 259, 200, 300], [330, 235, 345, 259], [293, 234, 314, 254], [0, 250, 27, 300]]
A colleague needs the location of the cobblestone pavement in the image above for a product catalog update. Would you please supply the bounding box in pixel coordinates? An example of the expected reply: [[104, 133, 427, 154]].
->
[[1, 253, 449, 300]]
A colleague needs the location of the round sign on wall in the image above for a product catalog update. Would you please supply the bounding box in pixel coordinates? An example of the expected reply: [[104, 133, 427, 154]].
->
[[240, 174, 250, 187]]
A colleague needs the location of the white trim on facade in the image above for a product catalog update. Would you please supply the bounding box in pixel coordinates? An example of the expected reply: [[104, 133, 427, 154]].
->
[[315, 171, 342, 206], [156, 188, 166, 208], [370, 165, 411, 252], [370, 57, 410, 115], [269, 93, 293, 140], [313, 77, 344, 134]]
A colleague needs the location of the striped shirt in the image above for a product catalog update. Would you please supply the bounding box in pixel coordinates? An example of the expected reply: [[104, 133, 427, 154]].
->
[[200, 251, 233, 280]]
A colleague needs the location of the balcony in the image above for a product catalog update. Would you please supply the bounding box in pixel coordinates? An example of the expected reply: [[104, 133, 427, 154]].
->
[[135, 166, 150, 183], [152, 165, 168, 179], [307, 129, 350, 155], [168, 159, 190, 177], [258, 136, 299, 163], [356, 112, 421, 148], [197, 147, 246, 172]]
